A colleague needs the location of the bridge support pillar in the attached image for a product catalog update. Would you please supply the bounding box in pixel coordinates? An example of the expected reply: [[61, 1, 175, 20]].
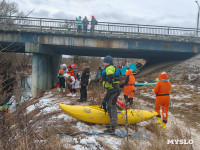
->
[[31, 53, 61, 97]]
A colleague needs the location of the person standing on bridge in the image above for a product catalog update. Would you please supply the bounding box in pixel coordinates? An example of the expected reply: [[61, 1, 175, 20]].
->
[[77, 63, 90, 102], [120, 69, 135, 105], [82, 16, 89, 34], [90, 16, 98, 33], [101, 55, 121, 133], [154, 72, 171, 129], [76, 16, 82, 33]]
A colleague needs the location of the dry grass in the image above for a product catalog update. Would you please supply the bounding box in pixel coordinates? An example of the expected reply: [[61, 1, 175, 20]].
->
[[88, 80, 104, 106], [96, 139, 113, 150], [145, 122, 165, 138], [0, 104, 79, 150], [120, 139, 139, 150], [147, 122, 193, 150]]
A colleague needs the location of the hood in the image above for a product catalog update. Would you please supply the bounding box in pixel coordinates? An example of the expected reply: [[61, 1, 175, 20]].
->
[[125, 69, 133, 76], [158, 72, 168, 80]]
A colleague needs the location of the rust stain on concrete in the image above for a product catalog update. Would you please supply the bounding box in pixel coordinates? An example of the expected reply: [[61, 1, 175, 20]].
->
[[95, 40, 114, 48], [192, 45, 198, 53], [163, 42, 172, 51]]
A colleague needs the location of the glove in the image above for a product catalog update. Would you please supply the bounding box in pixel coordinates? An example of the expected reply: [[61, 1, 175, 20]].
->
[[102, 102, 107, 112]]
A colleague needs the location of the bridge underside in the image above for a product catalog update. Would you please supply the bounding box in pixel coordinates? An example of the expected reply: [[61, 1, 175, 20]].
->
[[46, 44, 196, 61], [0, 36, 198, 96], [1, 42, 196, 62]]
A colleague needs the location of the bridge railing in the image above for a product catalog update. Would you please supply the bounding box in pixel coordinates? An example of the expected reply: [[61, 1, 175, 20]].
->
[[0, 16, 198, 38]]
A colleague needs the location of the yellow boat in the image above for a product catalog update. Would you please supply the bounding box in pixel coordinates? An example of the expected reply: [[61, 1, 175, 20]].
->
[[59, 104, 158, 124]]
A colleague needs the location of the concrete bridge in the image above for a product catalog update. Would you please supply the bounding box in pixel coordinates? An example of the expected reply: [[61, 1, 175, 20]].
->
[[0, 16, 200, 96]]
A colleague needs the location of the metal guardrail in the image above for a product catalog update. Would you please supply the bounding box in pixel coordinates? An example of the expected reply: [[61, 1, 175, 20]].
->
[[0, 16, 199, 38]]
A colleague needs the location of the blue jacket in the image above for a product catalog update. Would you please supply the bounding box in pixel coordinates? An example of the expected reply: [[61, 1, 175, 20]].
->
[[76, 16, 82, 26]]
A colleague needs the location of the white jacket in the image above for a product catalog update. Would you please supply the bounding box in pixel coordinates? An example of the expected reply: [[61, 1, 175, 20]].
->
[[63, 73, 76, 89]]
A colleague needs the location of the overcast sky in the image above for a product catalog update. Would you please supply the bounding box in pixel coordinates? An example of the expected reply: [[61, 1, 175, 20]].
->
[[13, 0, 198, 28]]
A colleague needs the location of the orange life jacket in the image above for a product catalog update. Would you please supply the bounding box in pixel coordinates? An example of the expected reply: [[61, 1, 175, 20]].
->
[[59, 69, 63, 74], [67, 69, 74, 76]]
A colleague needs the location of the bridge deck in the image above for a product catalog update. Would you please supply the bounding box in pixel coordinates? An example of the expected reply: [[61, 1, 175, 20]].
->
[[0, 16, 199, 43]]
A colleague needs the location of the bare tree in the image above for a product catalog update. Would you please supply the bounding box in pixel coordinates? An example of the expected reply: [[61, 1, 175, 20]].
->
[[0, 1, 29, 149], [0, 0, 24, 17]]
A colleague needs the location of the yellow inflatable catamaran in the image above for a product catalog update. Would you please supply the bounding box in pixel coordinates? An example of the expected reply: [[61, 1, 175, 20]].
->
[[59, 104, 157, 124]]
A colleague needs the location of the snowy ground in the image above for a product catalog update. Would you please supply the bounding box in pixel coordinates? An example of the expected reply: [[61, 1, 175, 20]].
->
[[17, 55, 200, 150], [23, 83, 199, 150], [25, 90, 154, 150]]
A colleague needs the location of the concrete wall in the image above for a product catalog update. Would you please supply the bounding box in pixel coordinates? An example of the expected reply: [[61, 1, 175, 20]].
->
[[31, 53, 61, 96]]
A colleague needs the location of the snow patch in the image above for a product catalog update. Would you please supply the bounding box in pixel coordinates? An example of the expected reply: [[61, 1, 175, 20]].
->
[[80, 137, 96, 145], [72, 137, 104, 150], [50, 113, 76, 122], [26, 104, 36, 113], [75, 122, 90, 131]]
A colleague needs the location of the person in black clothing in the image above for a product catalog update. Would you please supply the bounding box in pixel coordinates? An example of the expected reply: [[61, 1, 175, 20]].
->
[[90, 16, 98, 33], [77, 63, 90, 102], [82, 16, 89, 34]]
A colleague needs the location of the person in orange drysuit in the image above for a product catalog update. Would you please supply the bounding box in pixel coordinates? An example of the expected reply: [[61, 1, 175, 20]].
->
[[120, 69, 135, 105], [67, 65, 74, 76], [154, 72, 171, 129]]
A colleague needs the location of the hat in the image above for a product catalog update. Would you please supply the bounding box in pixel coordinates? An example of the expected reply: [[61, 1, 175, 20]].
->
[[71, 64, 76, 68], [158, 72, 168, 80], [68, 65, 72, 68], [92, 16, 94, 18], [103, 55, 113, 64]]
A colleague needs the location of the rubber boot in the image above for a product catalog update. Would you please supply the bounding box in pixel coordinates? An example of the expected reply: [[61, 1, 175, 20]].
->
[[124, 95, 128, 103], [104, 128, 115, 133], [63, 88, 66, 92], [161, 123, 167, 129], [156, 115, 161, 124], [161, 120, 167, 129], [128, 98, 133, 105], [58, 88, 61, 92], [157, 118, 161, 124], [77, 99, 84, 102]]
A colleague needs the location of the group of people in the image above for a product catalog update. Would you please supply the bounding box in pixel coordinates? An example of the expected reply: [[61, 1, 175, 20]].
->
[[101, 55, 171, 133], [58, 55, 171, 133], [76, 16, 98, 34], [57, 63, 90, 102]]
